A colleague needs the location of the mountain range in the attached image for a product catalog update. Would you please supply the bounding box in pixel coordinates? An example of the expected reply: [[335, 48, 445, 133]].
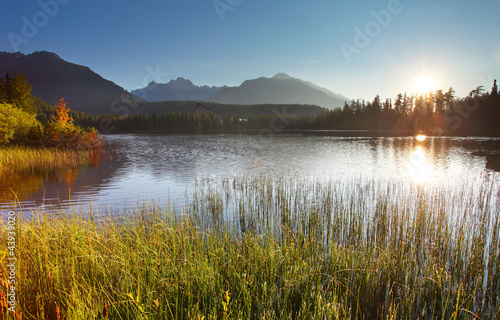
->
[[131, 78, 223, 102], [0, 51, 350, 113], [0, 51, 139, 113], [207, 73, 349, 110]]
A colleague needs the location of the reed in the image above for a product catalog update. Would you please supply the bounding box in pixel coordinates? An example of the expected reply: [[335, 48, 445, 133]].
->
[[0, 146, 99, 176], [1, 175, 499, 319]]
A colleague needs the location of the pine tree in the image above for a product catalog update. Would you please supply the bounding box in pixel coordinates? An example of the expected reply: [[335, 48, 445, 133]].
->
[[433, 90, 445, 114], [0, 73, 35, 113], [444, 87, 456, 111], [394, 93, 403, 114], [492, 79, 498, 96]]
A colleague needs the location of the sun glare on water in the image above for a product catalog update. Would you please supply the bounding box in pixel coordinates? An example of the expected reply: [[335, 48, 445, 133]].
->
[[416, 134, 427, 142], [413, 77, 437, 94]]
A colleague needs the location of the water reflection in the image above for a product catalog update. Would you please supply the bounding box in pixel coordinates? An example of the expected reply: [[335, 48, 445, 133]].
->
[[416, 134, 427, 142], [1, 134, 499, 217], [485, 154, 500, 172], [407, 146, 430, 182], [0, 148, 123, 217], [400, 135, 430, 183]]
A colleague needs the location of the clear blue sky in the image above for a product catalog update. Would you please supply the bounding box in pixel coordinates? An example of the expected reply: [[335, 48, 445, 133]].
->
[[2, 0, 499, 101]]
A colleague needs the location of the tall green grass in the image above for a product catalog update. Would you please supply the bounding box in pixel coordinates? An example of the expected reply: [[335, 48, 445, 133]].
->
[[1, 175, 499, 319]]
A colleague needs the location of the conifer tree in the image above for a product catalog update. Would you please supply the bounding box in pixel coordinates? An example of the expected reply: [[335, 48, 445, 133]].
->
[[0, 73, 35, 113], [492, 79, 498, 96]]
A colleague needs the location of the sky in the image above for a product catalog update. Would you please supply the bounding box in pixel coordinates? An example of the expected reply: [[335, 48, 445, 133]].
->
[[1, 0, 499, 101]]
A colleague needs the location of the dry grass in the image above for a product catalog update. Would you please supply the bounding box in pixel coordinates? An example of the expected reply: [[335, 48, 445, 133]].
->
[[0, 146, 101, 176]]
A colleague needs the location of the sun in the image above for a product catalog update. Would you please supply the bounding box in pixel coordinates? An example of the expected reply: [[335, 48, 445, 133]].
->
[[413, 76, 437, 94]]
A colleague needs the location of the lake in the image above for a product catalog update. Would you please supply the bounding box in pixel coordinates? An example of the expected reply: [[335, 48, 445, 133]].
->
[[1, 134, 499, 218]]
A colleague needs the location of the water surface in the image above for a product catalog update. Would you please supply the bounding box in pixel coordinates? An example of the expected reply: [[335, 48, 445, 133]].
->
[[1, 134, 499, 217]]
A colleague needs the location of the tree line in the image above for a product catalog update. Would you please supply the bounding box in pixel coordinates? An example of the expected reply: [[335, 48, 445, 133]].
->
[[310, 83, 499, 135], [72, 81, 499, 136], [1, 72, 499, 138]]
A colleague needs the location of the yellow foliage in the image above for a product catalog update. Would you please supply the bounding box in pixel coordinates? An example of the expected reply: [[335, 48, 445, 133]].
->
[[0, 103, 41, 144]]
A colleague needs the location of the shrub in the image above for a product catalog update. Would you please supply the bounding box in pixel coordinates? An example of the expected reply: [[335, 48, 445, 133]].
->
[[0, 102, 41, 144], [41, 98, 103, 150], [42, 120, 102, 149]]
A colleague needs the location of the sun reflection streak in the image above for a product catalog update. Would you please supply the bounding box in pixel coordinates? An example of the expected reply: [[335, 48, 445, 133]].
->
[[416, 134, 427, 142], [410, 146, 430, 182], [401, 144, 431, 183]]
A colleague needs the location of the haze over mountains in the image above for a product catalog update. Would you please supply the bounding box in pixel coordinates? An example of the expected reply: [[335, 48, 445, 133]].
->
[[134, 73, 350, 110], [0, 51, 350, 113], [208, 73, 350, 110], [131, 78, 223, 102]]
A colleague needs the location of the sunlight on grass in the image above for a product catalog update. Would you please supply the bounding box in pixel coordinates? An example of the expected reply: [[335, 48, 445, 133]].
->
[[0, 174, 498, 319], [0, 146, 101, 176]]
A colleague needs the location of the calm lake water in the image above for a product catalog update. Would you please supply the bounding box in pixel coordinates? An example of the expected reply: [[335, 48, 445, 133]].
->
[[1, 134, 499, 217]]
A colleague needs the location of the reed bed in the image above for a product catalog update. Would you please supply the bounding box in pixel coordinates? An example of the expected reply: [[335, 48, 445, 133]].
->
[[1, 175, 499, 319], [0, 146, 100, 176]]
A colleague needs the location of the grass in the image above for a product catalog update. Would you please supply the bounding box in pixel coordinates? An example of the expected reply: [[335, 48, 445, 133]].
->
[[0, 145, 103, 176], [0, 174, 499, 319]]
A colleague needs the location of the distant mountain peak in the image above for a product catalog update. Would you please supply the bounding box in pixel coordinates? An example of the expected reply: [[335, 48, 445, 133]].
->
[[132, 77, 223, 102], [209, 74, 350, 110], [31, 50, 61, 59], [272, 73, 293, 80], [169, 77, 194, 86]]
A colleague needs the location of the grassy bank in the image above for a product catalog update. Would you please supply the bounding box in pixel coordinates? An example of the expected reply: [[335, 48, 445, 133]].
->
[[1, 175, 499, 319], [0, 146, 101, 176]]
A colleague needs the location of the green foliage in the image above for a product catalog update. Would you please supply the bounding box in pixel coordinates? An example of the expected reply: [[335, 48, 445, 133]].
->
[[0, 73, 35, 114], [0, 103, 41, 144], [0, 74, 103, 149]]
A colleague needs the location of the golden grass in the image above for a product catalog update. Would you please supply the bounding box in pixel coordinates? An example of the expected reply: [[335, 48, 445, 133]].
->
[[0, 146, 93, 176]]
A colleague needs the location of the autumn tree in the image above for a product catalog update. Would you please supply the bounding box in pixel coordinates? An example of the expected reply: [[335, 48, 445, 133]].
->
[[44, 97, 101, 149], [52, 97, 72, 124]]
